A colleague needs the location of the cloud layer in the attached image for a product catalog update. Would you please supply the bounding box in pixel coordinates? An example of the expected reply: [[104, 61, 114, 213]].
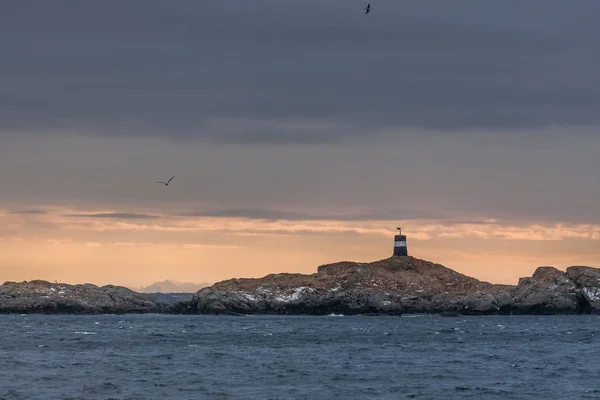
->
[[2, 1, 600, 286], [2, 1, 600, 142], [64, 213, 159, 219], [2, 206, 600, 286]]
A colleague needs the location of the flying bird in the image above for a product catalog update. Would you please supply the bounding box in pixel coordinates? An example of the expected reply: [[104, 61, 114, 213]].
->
[[365, 3, 371, 14], [156, 176, 175, 186]]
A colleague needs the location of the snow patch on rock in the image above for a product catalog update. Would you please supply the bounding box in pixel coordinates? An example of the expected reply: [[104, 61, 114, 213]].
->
[[275, 286, 314, 303], [584, 287, 600, 301]]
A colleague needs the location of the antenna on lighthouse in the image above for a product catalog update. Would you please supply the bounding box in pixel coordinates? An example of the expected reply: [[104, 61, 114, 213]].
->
[[393, 226, 408, 256]]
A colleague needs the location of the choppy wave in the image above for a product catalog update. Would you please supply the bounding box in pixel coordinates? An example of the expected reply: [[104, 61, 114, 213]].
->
[[0, 314, 599, 399]]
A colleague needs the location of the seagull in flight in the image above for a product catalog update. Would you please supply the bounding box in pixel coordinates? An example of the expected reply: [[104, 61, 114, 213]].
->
[[365, 3, 371, 14], [156, 176, 175, 186]]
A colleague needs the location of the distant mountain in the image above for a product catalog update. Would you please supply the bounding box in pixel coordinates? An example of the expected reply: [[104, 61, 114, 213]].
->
[[148, 292, 194, 308], [136, 280, 210, 293]]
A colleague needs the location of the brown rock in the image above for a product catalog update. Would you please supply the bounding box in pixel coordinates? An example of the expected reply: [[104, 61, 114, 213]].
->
[[178, 257, 600, 316], [0, 280, 160, 314], [511, 267, 580, 314], [186, 256, 514, 315], [565, 266, 600, 311]]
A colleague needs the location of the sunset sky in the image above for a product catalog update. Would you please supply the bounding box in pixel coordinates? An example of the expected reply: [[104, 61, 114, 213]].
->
[[2, 1, 600, 289]]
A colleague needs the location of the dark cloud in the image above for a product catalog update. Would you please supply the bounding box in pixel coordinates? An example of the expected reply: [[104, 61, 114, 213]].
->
[[2, 1, 600, 143], [182, 209, 314, 221], [10, 209, 47, 215], [181, 207, 448, 221], [64, 213, 159, 220], [3, 131, 600, 226]]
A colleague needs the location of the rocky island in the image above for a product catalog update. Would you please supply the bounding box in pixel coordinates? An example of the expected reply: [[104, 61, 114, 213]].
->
[[2, 256, 600, 315], [173, 256, 600, 316], [0, 280, 161, 314]]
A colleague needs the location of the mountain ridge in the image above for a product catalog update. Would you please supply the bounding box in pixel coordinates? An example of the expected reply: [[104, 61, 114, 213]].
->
[[132, 280, 210, 293]]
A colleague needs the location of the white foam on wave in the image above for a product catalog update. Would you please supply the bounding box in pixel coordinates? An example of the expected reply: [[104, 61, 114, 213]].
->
[[74, 331, 97, 335], [327, 313, 344, 317]]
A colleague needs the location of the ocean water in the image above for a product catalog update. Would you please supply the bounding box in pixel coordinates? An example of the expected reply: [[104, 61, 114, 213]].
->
[[0, 315, 599, 399]]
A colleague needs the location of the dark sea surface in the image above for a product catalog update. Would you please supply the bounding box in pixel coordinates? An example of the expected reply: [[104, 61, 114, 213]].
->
[[0, 314, 599, 399]]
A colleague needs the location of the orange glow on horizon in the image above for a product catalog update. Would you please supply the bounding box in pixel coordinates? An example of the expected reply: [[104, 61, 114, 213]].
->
[[1, 207, 599, 289]]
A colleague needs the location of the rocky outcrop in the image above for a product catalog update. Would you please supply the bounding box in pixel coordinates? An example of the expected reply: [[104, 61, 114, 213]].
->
[[0, 280, 161, 314], [177, 257, 600, 316], [566, 266, 600, 311], [5, 257, 600, 315], [180, 257, 512, 315], [510, 267, 581, 314]]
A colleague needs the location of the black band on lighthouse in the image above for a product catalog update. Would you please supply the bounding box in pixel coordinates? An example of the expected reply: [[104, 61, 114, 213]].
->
[[393, 234, 408, 256]]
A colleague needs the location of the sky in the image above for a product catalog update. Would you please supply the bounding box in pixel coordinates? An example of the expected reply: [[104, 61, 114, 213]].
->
[[2, 0, 600, 288]]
